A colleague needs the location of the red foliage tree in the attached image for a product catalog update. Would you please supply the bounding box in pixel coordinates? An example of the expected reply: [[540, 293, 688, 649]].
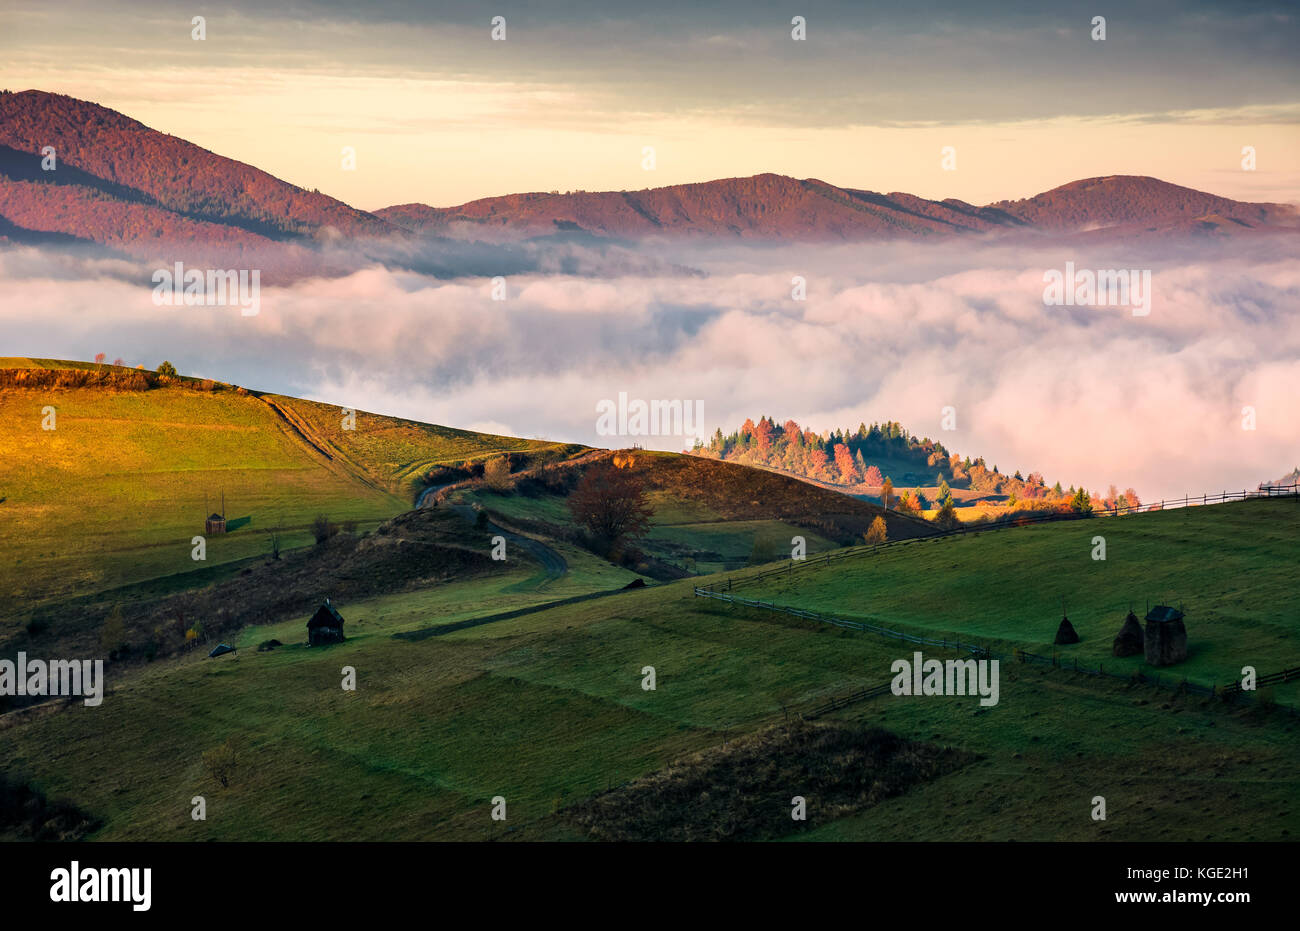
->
[[567, 463, 654, 553], [832, 443, 857, 483]]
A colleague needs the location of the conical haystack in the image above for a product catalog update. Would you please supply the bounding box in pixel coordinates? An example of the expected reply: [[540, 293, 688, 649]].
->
[[1112, 611, 1144, 657], [1054, 615, 1080, 645]]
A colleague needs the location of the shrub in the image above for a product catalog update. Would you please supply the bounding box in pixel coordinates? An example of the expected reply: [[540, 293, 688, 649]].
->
[[483, 456, 513, 492], [98, 605, 127, 658], [202, 739, 238, 789], [156, 360, 178, 378], [312, 514, 338, 544]]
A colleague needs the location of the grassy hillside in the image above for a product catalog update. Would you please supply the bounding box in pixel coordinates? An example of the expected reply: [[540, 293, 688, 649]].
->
[[266, 393, 582, 494], [734, 498, 1300, 700], [461, 449, 934, 575], [0, 359, 568, 614], [0, 498, 1294, 842]]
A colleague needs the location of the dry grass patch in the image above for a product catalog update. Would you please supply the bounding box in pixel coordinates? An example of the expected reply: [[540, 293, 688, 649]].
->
[[566, 720, 976, 841]]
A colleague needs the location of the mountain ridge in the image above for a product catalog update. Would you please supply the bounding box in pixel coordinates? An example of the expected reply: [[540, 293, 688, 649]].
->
[[2, 89, 1296, 272]]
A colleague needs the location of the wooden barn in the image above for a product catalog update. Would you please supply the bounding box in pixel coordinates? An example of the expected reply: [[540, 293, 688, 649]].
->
[[1144, 605, 1187, 666], [308, 600, 345, 646]]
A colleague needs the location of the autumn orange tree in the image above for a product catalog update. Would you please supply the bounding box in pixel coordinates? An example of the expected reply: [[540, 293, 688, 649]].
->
[[567, 461, 654, 555]]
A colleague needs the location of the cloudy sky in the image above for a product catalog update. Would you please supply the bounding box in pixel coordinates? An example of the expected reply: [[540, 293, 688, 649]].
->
[[2, 0, 1298, 207]]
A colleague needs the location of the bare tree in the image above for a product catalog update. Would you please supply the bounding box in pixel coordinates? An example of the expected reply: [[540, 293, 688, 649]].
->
[[567, 462, 654, 555]]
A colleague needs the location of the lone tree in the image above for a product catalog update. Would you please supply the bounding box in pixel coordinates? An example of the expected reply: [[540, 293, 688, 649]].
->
[[935, 497, 960, 530], [156, 360, 178, 377], [864, 515, 888, 546], [567, 461, 653, 555], [881, 477, 894, 510]]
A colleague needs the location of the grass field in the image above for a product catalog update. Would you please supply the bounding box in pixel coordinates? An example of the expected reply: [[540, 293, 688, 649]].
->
[[735, 498, 1300, 701], [465, 486, 842, 573], [0, 359, 571, 615], [0, 498, 1295, 842]]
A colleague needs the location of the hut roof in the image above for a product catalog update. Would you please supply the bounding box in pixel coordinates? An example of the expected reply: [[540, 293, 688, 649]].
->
[[207, 513, 225, 521], [308, 601, 344, 628], [1145, 605, 1184, 623], [207, 643, 236, 658]]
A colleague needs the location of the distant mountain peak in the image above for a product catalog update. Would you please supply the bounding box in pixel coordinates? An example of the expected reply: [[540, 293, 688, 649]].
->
[[3, 90, 1297, 272]]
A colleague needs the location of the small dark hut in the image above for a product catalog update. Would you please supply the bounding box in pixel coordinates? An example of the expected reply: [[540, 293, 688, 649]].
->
[[204, 491, 226, 534], [1054, 615, 1080, 645], [1144, 605, 1187, 666], [1112, 610, 1145, 657], [208, 643, 236, 658], [308, 599, 345, 646]]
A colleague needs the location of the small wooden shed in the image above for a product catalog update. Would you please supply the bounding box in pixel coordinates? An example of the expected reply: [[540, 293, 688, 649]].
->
[[1143, 605, 1187, 666], [308, 599, 345, 646], [204, 491, 226, 534]]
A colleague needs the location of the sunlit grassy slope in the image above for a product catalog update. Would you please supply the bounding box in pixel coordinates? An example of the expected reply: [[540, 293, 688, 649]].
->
[[0, 359, 569, 613]]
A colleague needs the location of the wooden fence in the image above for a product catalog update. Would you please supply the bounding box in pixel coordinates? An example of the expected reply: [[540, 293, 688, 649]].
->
[[693, 587, 1297, 715], [1221, 665, 1300, 696]]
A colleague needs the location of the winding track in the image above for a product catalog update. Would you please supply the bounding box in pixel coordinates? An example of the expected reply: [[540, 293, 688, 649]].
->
[[446, 503, 568, 578]]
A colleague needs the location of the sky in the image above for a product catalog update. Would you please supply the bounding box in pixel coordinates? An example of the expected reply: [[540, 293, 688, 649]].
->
[[2, 0, 1298, 209]]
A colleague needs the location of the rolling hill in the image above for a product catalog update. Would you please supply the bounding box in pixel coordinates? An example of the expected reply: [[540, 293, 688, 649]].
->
[[0, 358, 573, 615], [0, 358, 916, 650], [0, 493, 1293, 841]]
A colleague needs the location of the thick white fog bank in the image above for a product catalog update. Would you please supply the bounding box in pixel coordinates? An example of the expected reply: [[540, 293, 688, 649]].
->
[[1, 237, 1297, 501]]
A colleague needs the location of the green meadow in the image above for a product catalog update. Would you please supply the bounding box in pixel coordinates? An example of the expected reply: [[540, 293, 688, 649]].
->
[[736, 498, 1300, 700], [0, 499, 1295, 842]]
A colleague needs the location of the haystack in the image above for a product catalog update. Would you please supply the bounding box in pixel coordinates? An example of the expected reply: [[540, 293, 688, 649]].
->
[[1112, 611, 1144, 657], [1053, 615, 1080, 645]]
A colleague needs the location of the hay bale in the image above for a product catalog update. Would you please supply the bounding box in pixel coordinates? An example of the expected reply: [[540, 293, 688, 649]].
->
[[1112, 611, 1144, 657], [1054, 615, 1080, 645], [1144, 606, 1187, 666]]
